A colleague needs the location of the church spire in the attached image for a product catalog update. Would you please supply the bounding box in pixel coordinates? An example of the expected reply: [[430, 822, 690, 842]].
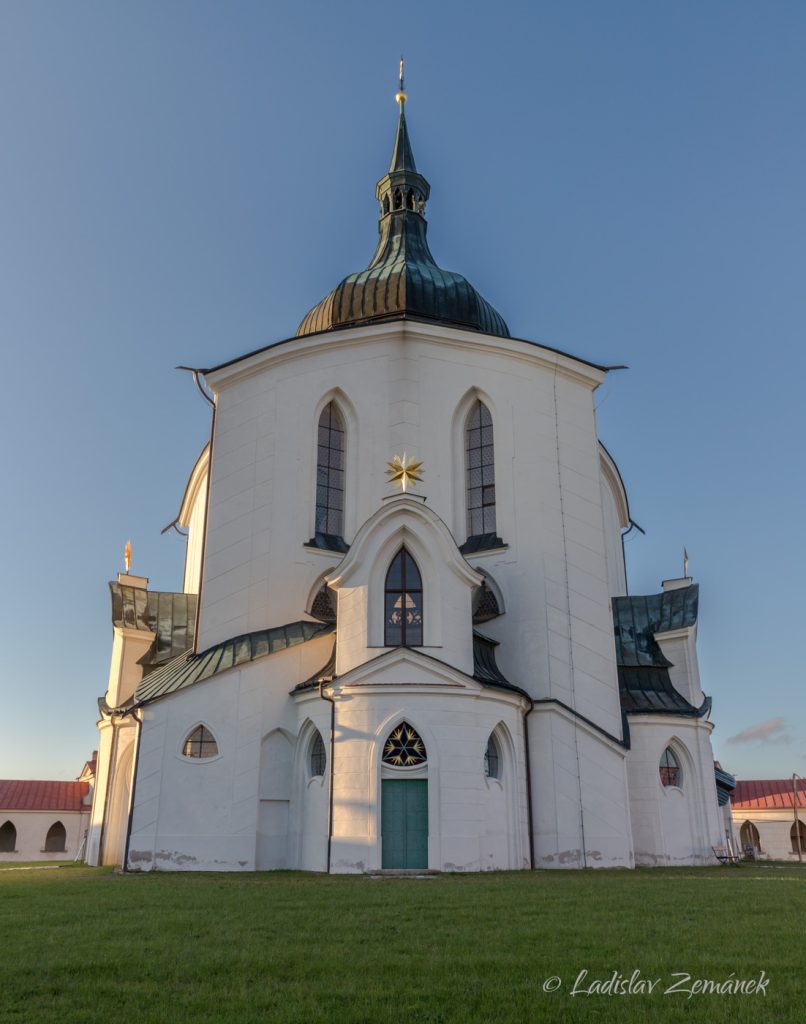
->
[[389, 59, 417, 173], [376, 62, 429, 220]]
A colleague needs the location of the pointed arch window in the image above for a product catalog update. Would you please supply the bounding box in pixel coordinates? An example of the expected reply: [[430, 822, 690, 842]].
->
[[0, 820, 16, 852], [483, 734, 501, 779], [465, 400, 497, 538], [182, 725, 218, 759], [384, 548, 423, 647], [44, 821, 66, 853], [309, 731, 326, 778], [314, 402, 345, 544], [659, 747, 681, 788]]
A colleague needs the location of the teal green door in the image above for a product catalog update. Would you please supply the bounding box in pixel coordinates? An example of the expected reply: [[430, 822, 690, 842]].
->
[[381, 779, 428, 869]]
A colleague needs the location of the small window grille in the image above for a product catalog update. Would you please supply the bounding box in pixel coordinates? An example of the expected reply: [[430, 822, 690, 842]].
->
[[473, 582, 501, 623], [310, 584, 336, 623], [483, 735, 500, 779], [310, 732, 327, 777], [659, 747, 681, 788], [183, 725, 219, 759]]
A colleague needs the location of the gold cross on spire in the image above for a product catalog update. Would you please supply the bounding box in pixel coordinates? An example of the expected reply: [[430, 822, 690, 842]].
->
[[396, 56, 407, 106], [386, 452, 423, 492]]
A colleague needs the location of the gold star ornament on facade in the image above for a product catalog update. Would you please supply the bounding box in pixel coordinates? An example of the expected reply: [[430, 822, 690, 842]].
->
[[385, 452, 424, 492]]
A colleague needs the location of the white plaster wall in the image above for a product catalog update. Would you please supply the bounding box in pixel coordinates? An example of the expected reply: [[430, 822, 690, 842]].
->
[[599, 474, 627, 598], [0, 810, 88, 861], [127, 635, 333, 871], [529, 705, 633, 869], [200, 322, 623, 738], [626, 717, 723, 865], [294, 659, 530, 874], [182, 470, 208, 596]]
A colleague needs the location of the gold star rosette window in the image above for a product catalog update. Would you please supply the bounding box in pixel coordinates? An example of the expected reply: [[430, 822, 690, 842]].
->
[[382, 723, 427, 767]]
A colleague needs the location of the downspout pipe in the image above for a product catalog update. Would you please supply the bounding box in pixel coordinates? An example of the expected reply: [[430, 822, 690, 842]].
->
[[523, 696, 535, 870], [319, 682, 336, 874]]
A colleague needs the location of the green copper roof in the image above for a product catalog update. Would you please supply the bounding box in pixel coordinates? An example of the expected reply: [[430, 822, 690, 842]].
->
[[133, 621, 333, 705], [612, 585, 709, 718], [297, 103, 509, 339], [110, 582, 197, 668]]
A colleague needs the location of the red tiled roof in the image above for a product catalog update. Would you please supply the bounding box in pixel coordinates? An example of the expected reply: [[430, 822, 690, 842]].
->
[[0, 780, 90, 812], [731, 779, 806, 810]]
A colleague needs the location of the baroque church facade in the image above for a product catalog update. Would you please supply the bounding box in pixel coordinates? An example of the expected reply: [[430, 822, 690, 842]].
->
[[86, 87, 733, 873]]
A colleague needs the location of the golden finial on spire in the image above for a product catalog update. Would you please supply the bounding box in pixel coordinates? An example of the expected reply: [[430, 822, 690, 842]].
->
[[386, 452, 423, 493], [124, 539, 132, 574], [396, 56, 407, 106]]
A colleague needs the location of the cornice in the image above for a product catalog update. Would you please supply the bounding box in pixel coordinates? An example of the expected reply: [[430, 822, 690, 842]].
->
[[203, 320, 609, 394]]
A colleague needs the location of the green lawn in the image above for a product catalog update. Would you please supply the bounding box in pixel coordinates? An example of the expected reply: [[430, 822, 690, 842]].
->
[[0, 863, 801, 1024]]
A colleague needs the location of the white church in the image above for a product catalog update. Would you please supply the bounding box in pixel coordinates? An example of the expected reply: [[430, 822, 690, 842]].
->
[[86, 82, 734, 873]]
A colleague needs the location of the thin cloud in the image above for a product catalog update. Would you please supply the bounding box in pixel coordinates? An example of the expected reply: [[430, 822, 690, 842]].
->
[[727, 717, 789, 745]]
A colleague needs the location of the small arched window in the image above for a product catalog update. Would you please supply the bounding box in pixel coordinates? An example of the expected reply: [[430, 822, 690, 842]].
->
[[384, 547, 423, 647], [183, 725, 219, 759], [383, 723, 427, 767], [44, 821, 67, 853], [310, 582, 337, 623], [483, 734, 501, 779], [315, 402, 345, 542], [740, 820, 761, 854], [309, 732, 327, 778], [791, 820, 806, 854], [465, 400, 496, 538], [0, 820, 16, 852], [659, 747, 681, 788]]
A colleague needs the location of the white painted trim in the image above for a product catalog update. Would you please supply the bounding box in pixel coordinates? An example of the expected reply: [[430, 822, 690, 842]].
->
[[203, 321, 607, 394]]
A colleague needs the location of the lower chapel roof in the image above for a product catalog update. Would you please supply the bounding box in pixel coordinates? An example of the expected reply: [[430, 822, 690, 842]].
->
[[0, 780, 90, 812], [732, 779, 806, 811], [104, 583, 708, 724]]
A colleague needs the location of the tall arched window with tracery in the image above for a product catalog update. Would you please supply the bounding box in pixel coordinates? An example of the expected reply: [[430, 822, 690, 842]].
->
[[384, 548, 423, 647], [315, 402, 345, 543], [465, 400, 496, 539]]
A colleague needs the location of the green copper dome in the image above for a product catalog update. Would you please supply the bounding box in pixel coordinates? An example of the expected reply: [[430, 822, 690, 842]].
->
[[296, 99, 509, 339]]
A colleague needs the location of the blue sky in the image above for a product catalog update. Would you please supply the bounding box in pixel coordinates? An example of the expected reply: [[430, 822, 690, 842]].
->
[[1, 1, 803, 781]]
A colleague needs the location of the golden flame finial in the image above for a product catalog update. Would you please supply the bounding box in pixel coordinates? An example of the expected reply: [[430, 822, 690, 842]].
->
[[395, 56, 407, 106], [124, 539, 132, 574], [386, 452, 424, 493]]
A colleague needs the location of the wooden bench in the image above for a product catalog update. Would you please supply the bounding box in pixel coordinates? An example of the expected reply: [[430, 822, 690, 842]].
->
[[712, 845, 740, 865]]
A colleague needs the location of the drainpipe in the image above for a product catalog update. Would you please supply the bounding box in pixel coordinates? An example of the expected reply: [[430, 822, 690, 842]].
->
[[122, 709, 143, 873], [319, 682, 336, 874], [523, 697, 535, 870]]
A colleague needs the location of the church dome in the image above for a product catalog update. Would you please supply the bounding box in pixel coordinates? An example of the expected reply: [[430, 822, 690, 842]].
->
[[296, 88, 509, 339]]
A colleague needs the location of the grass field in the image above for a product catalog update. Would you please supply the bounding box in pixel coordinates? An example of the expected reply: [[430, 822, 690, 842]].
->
[[0, 863, 801, 1024]]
